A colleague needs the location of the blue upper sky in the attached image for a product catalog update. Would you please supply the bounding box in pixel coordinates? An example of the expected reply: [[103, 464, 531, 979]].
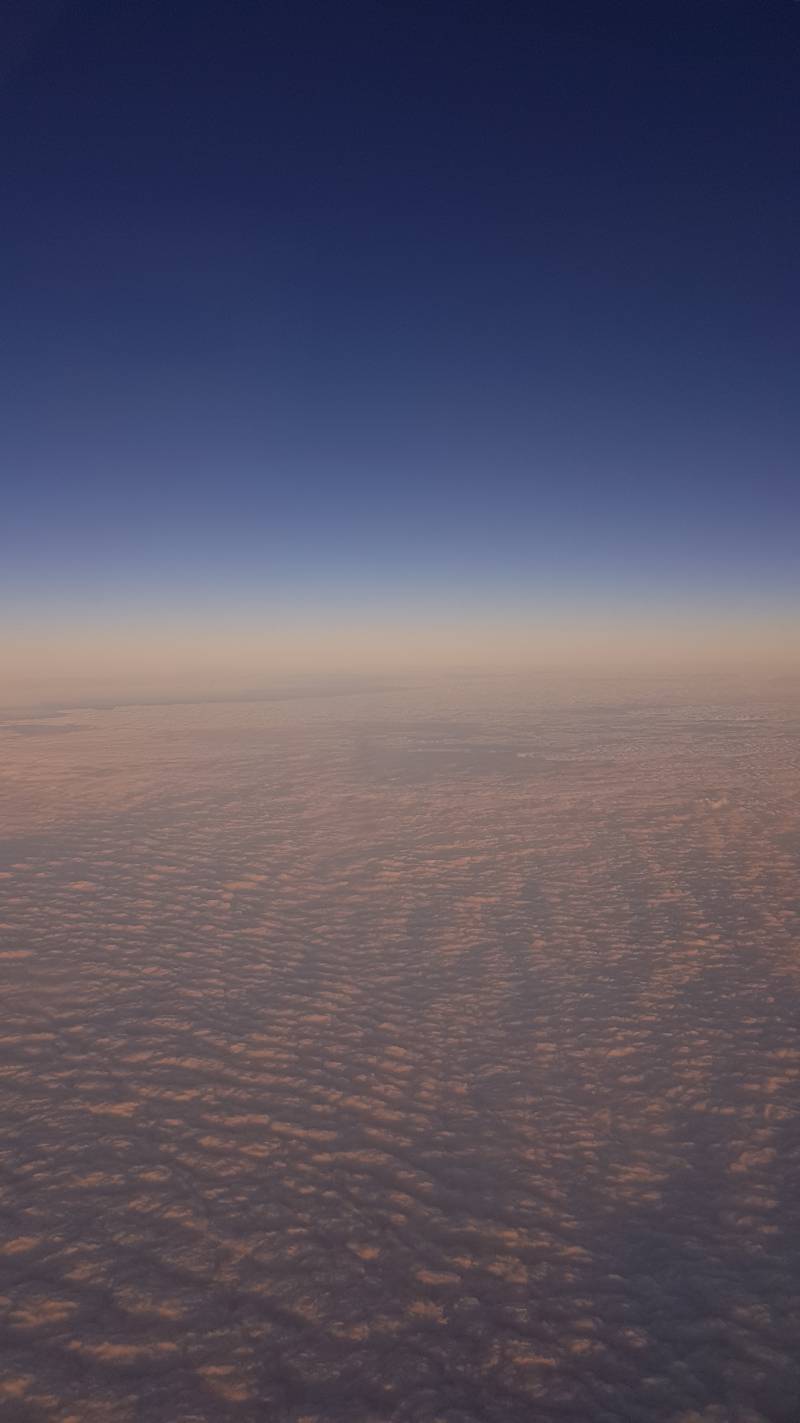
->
[[2, 0, 798, 627]]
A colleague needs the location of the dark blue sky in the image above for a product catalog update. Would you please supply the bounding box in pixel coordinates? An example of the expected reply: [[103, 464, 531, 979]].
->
[[3, 0, 799, 629]]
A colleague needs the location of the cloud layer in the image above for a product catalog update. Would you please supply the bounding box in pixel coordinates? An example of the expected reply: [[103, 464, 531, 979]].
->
[[0, 674, 799, 1420]]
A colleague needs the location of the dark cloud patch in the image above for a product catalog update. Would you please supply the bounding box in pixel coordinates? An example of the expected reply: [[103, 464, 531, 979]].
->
[[2, 721, 83, 736]]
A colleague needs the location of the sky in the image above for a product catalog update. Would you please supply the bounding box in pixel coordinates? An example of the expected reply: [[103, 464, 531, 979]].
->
[[2, 0, 798, 701]]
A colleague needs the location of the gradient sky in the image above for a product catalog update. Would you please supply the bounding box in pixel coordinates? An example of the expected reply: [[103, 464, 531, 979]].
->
[[2, 0, 799, 698]]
